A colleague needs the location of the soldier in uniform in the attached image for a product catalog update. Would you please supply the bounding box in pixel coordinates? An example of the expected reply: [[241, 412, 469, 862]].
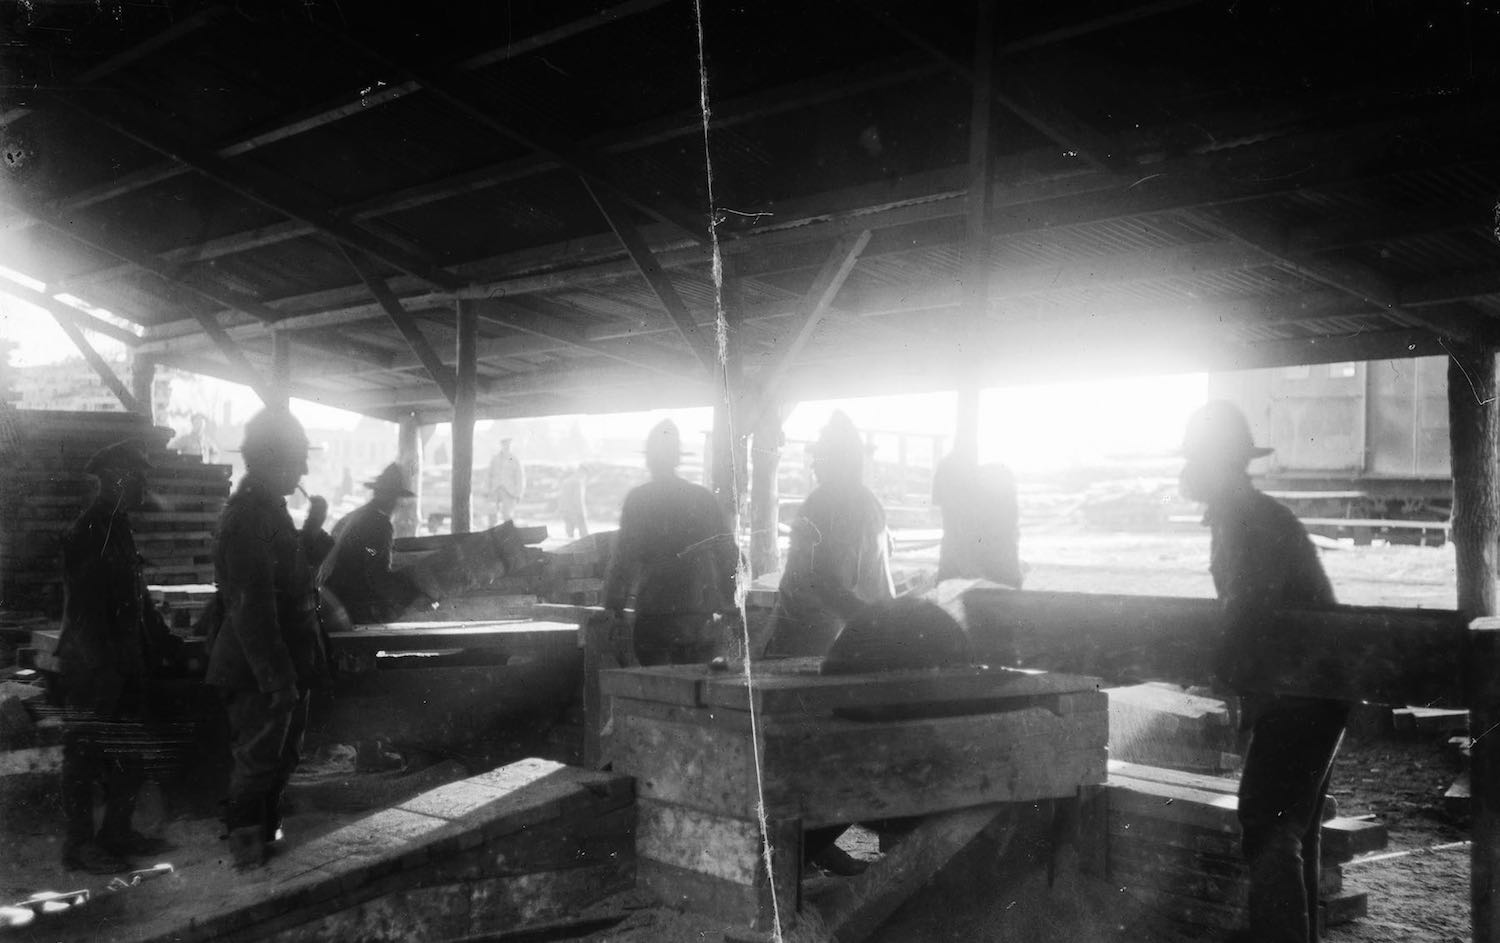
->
[[603, 420, 737, 666], [56, 441, 177, 873], [208, 408, 327, 869], [318, 463, 419, 625], [1180, 401, 1348, 943]]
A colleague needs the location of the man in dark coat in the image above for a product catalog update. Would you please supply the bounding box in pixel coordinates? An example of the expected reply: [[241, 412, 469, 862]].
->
[[56, 440, 177, 873], [1180, 400, 1348, 943], [208, 407, 326, 869], [317, 463, 418, 624], [603, 420, 737, 666]]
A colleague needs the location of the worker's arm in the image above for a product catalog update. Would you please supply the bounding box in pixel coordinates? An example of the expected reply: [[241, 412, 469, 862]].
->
[[220, 515, 298, 693], [602, 493, 642, 614]]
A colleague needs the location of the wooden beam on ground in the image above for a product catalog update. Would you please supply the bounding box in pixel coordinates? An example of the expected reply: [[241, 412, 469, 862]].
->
[[52, 92, 467, 293], [585, 181, 719, 373], [757, 231, 871, 394], [811, 806, 1012, 943], [340, 245, 458, 404], [51, 313, 145, 415], [452, 300, 478, 535]]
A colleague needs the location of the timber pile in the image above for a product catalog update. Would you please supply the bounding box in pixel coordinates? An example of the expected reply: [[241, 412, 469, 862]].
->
[[1106, 760, 1385, 936], [542, 530, 616, 607], [0, 410, 230, 616], [1106, 683, 1242, 773], [393, 524, 548, 621]]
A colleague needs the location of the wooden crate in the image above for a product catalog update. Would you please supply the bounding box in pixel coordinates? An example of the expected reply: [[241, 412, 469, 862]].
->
[[603, 661, 1107, 930]]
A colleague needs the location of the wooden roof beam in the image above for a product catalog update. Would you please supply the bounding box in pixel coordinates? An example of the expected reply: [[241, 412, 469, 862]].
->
[[52, 314, 146, 415], [470, 296, 702, 377], [585, 181, 720, 373], [0, 278, 142, 347], [339, 245, 458, 404], [755, 231, 871, 393]]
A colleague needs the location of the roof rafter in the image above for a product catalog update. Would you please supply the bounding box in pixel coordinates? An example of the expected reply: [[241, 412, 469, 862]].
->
[[339, 245, 458, 404]]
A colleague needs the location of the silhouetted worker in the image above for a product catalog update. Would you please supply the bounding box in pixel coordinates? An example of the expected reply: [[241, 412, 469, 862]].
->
[[559, 464, 589, 539], [1180, 400, 1347, 943], [56, 440, 178, 873], [932, 440, 1022, 588], [299, 496, 335, 571], [603, 420, 737, 665], [167, 412, 219, 463], [319, 464, 419, 624], [765, 411, 895, 657], [485, 437, 525, 525], [208, 407, 327, 870]]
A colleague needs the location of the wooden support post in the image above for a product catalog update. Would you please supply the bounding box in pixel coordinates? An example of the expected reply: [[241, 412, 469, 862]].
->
[[452, 300, 478, 534], [962, 0, 996, 332], [271, 330, 293, 408], [51, 312, 144, 415], [1450, 345, 1500, 943], [394, 414, 423, 539], [130, 352, 157, 423], [749, 397, 785, 578]]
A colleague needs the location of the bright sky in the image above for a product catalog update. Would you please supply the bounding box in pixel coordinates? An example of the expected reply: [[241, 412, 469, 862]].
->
[[2, 284, 1207, 471]]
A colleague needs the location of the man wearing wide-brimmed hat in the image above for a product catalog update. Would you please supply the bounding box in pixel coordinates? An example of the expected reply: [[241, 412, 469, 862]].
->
[[56, 440, 178, 873], [318, 462, 419, 624], [1180, 400, 1348, 943]]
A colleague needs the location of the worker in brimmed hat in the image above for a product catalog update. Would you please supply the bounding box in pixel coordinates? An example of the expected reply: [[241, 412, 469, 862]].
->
[[1180, 399, 1347, 943], [766, 411, 895, 659], [208, 407, 328, 870], [56, 439, 179, 873], [317, 462, 421, 625], [602, 419, 738, 665], [484, 436, 526, 526]]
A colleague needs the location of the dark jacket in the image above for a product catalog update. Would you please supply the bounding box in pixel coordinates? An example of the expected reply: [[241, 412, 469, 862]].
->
[[1207, 483, 1336, 697], [208, 478, 325, 692], [319, 502, 410, 624], [768, 482, 895, 657], [603, 476, 736, 617], [58, 499, 172, 698]]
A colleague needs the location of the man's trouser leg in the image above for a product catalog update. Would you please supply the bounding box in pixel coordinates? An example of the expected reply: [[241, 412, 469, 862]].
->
[[1238, 698, 1349, 943], [221, 689, 300, 839], [61, 731, 100, 850], [262, 690, 311, 842]]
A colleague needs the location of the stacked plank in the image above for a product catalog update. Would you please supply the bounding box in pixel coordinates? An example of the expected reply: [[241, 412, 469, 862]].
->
[[393, 525, 548, 621], [0, 410, 230, 616], [1106, 683, 1242, 773], [542, 530, 616, 607], [1106, 760, 1385, 936]]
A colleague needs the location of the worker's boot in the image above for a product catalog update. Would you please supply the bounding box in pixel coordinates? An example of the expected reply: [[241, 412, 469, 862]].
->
[[228, 826, 267, 871]]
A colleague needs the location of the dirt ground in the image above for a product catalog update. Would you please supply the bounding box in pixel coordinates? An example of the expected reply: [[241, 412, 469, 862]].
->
[[0, 531, 1474, 941]]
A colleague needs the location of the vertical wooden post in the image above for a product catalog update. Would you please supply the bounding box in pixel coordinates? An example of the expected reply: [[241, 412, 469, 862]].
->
[[712, 277, 748, 529], [452, 301, 478, 535], [394, 414, 422, 539], [271, 330, 293, 408], [130, 353, 156, 423], [750, 397, 785, 578], [1450, 347, 1500, 943]]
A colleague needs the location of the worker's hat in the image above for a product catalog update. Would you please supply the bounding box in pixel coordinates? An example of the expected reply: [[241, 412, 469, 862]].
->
[[645, 419, 687, 464], [365, 462, 415, 497], [240, 407, 310, 460], [84, 439, 153, 477], [1181, 400, 1273, 463], [811, 410, 864, 464]]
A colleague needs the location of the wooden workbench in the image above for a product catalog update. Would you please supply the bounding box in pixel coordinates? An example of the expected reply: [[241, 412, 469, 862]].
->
[[601, 660, 1107, 934]]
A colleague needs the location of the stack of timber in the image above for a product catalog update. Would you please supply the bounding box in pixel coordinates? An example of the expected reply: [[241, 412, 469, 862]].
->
[[541, 530, 616, 607], [392, 524, 548, 621], [1106, 683, 1241, 773], [1106, 760, 1385, 936], [0, 410, 230, 616]]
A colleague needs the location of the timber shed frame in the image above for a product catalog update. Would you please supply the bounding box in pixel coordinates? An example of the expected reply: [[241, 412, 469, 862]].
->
[[2, 1, 1500, 938]]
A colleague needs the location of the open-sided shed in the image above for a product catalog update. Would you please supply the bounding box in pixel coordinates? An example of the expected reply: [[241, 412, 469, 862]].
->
[[2, 2, 1500, 938]]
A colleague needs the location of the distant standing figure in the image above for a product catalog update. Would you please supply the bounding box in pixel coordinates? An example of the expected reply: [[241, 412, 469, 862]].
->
[[167, 413, 219, 463], [932, 445, 1022, 588], [56, 441, 178, 873], [765, 411, 895, 657], [299, 496, 335, 571], [1180, 401, 1347, 943], [485, 437, 526, 525], [603, 420, 737, 666], [559, 465, 589, 539]]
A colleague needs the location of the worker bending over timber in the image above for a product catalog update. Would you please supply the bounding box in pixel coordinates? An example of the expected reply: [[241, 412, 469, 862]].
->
[[764, 411, 895, 656], [318, 464, 421, 624], [1180, 401, 1348, 943], [603, 420, 737, 666], [208, 408, 328, 870], [56, 441, 178, 873]]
